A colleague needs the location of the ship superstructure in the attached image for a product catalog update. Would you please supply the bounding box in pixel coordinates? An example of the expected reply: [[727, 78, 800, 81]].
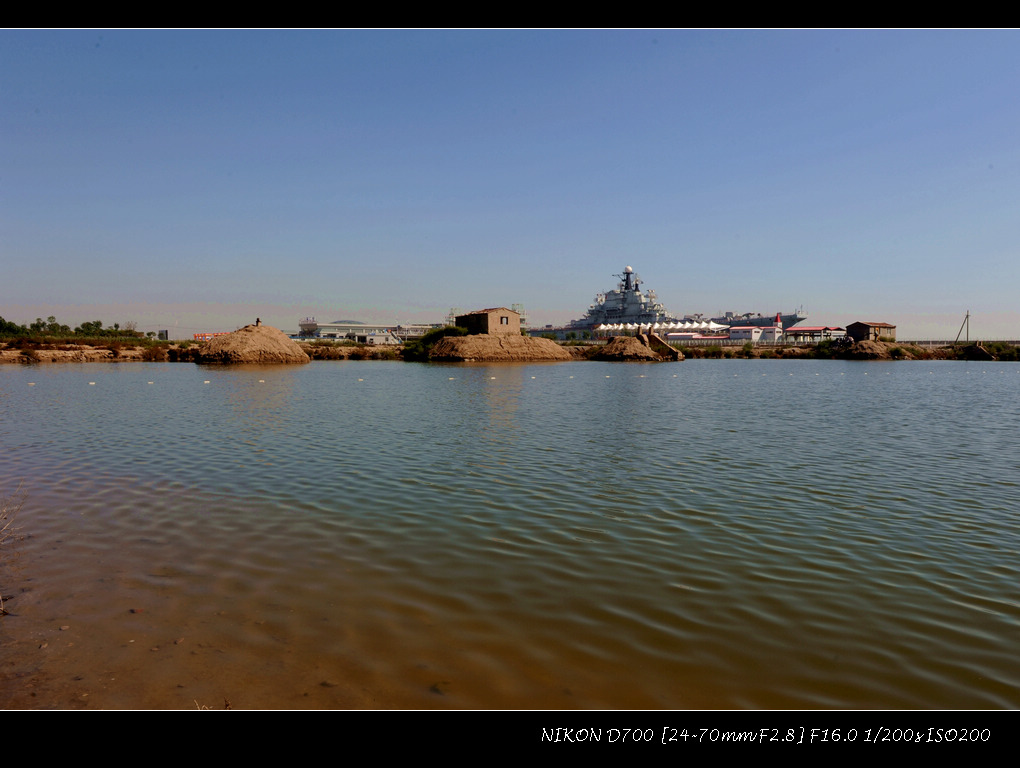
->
[[568, 266, 679, 329]]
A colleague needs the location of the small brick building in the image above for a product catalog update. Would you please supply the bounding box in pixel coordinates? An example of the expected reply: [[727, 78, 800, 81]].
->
[[455, 307, 521, 336], [847, 321, 897, 342]]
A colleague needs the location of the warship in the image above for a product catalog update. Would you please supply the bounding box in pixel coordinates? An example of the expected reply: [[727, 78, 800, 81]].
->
[[568, 266, 806, 330]]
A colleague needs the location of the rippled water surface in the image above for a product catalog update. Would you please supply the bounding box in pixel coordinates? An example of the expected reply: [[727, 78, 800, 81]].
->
[[1, 359, 1019, 709]]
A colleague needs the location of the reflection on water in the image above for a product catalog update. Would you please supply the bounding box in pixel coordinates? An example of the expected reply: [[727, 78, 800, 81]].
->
[[1, 359, 1019, 709]]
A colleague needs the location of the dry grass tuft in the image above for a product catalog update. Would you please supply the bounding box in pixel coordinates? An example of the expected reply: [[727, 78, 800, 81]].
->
[[1, 482, 25, 616]]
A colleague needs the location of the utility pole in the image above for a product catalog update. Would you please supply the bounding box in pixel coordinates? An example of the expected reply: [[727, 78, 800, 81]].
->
[[953, 310, 970, 346]]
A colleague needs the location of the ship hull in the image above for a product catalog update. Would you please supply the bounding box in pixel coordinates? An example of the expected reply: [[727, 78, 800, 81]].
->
[[710, 312, 807, 329]]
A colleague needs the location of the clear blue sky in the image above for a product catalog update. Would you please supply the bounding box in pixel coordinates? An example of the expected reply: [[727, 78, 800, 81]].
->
[[3, 29, 1018, 339]]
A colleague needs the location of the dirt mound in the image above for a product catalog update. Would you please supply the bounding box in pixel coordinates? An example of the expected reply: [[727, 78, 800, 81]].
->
[[588, 336, 664, 361], [428, 334, 572, 362], [194, 324, 310, 364], [843, 340, 915, 360], [845, 340, 888, 359]]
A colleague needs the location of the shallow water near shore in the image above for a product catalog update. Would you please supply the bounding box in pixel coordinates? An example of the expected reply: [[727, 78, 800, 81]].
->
[[1, 359, 1019, 709]]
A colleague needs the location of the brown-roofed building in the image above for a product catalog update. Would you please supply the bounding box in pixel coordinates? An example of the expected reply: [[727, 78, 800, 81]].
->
[[847, 321, 897, 342], [455, 307, 521, 336]]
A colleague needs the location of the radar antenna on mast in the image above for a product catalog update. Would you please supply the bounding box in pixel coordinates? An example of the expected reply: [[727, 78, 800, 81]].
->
[[616, 265, 641, 292]]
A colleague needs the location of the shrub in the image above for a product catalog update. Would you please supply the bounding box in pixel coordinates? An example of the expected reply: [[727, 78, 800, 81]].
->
[[983, 342, 1020, 362], [812, 339, 848, 359], [402, 326, 469, 361], [141, 345, 168, 362]]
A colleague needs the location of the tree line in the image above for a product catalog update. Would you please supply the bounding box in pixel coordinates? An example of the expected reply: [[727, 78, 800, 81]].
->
[[0, 315, 150, 338]]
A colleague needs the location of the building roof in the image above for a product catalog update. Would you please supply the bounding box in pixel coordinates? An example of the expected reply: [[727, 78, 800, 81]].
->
[[849, 321, 896, 328], [458, 307, 518, 316]]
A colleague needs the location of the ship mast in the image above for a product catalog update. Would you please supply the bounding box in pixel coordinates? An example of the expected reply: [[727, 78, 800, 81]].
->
[[618, 265, 639, 292]]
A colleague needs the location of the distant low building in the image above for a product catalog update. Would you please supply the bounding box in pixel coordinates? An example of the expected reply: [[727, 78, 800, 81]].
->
[[194, 332, 231, 341], [293, 317, 407, 344], [730, 325, 785, 343], [455, 307, 521, 336], [784, 326, 846, 343], [729, 326, 763, 342], [847, 321, 896, 342]]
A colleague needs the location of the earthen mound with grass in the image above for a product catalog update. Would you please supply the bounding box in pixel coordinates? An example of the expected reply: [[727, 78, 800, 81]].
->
[[588, 335, 667, 361], [194, 324, 310, 364], [427, 334, 572, 362]]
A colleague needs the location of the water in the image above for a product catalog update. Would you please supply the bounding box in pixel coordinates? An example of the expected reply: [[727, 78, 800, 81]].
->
[[1, 359, 1018, 709]]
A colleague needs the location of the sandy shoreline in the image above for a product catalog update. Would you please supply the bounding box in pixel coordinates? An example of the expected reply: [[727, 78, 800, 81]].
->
[[0, 341, 395, 364], [0, 338, 1007, 363], [0, 344, 157, 364]]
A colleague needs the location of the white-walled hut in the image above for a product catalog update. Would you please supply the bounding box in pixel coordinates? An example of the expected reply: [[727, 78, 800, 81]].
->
[[728, 326, 763, 342]]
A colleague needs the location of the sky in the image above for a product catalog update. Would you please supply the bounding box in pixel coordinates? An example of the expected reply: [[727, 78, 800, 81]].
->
[[2, 29, 1018, 340]]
